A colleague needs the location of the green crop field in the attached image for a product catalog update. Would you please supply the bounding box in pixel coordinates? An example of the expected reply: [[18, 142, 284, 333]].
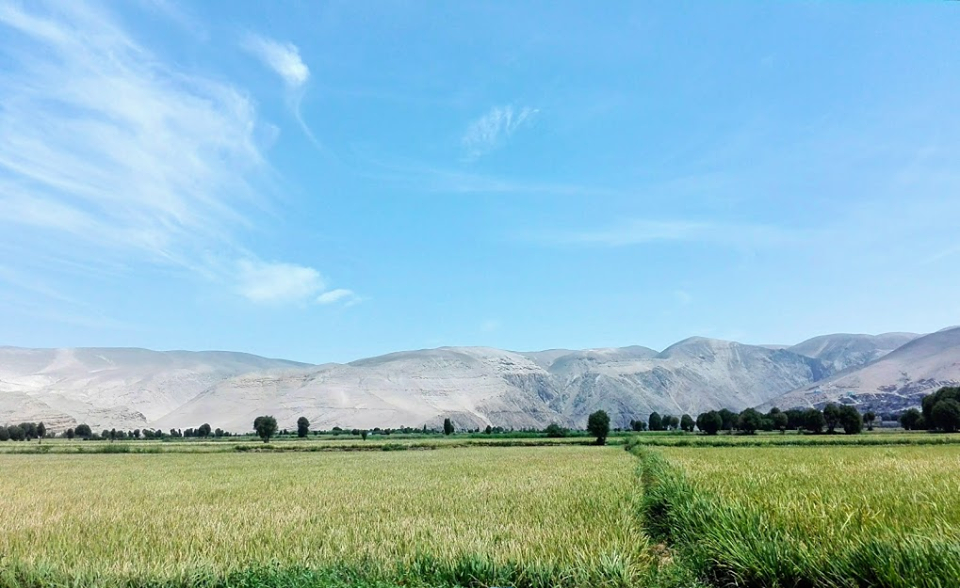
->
[[4, 435, 960, 588], [635, 443, 960, 587], [0, 446, 650, 588]]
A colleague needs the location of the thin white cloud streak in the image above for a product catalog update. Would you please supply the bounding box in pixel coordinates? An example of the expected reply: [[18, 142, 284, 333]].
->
[[462, 105, 538, 160], [316, 288, 360, 306], [137, 0, 207, 39], [529, 219, 813, 249], [0, 2, 333, 306]]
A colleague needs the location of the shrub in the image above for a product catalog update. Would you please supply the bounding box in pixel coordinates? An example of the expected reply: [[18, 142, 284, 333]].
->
[[544, 423, 567, 438]]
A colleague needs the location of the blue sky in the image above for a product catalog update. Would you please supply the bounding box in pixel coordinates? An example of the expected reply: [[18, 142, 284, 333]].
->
[[1, 1, 958, 363]]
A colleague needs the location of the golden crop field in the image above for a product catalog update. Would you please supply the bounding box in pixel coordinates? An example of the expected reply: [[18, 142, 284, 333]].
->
[[0, 446, 650, 588]]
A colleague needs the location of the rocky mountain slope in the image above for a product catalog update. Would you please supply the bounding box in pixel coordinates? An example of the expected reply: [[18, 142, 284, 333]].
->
[[763, 327, 960, 413], [1, 329, 953, 432], [787, 332, 920, 371], [0, 347, 307, 431]]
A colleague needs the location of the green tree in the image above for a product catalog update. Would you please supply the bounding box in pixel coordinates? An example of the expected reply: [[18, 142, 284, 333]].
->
[[443, 418, 454, 436], [65, 428, 75, 440], [0, 426, 9, 441], [784, 409, 805, 430], [823, 403, 842, 433], [696, 411, 723, 435], [803, 408, 826, 433], [768, 410, 789, 431], [737, 408, 763, 434], [900, 408, 922, 431], [863, 411, 877, 431], [197, 423, 212, 438], [648, 412, 662, 432], [666, 415, 680, 430], [20, 422, 37, 440], [9, 425, 25, 441], [253, 416, 278, 443], [361, 430, 368, 441], [37, 422, 46, 442], [587, 410, 611, 445], [75, 424, 92, 439], [296, 416, 310, 438], [922, 387, 960, 430], [718, 409, 737, 432], [680, 414, 695, 433], [544, 423, 567, 438], [838, 405, 863, 434], [931, 399, 960, 433]]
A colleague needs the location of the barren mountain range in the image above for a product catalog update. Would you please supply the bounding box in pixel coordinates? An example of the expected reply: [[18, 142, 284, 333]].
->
[[2, 328, 958, 433]]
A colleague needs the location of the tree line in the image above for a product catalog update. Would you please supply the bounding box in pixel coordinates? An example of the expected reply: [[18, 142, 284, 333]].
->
[[898, 387, 960, 432], [7, 388, 957, 442]]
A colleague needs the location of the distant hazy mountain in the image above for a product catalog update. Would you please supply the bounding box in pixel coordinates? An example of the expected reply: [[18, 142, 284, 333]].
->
[[763, 328, 960, 413], [788, 332, 920, 372], [135, 340, 829, 433], [2, 328, 956, 432], [0, 347, 307, 431]]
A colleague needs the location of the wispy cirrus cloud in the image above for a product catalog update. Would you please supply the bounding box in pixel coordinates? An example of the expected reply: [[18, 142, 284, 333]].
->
[[242, 33, 310, 88], [316, 288, 361, 306], [462, 105, 538, 161], [528, 219, 814, 249], [0, 2, 341, 308], [242, 32, 321, 148]]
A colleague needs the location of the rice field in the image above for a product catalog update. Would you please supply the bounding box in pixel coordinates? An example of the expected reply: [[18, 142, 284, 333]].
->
[[636, 444, 960, 587], [0, 446, 649, 588], [7, 437, 958, 588]]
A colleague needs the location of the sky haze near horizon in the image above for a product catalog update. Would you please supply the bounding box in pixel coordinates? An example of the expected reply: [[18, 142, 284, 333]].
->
[[1, 1, 959, 363]]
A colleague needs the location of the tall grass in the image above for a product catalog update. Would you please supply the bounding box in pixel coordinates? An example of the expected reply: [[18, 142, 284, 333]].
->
[[632, 444, 960, 587], [0, 446, 650, 588]]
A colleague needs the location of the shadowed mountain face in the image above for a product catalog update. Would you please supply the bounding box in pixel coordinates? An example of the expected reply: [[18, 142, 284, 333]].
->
[[1, 329, 953, 432], [764, 328, 960, 413]]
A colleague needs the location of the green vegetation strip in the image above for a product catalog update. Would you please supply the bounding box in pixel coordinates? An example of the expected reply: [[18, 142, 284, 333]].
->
[[629, 441, 960, 587], [0, 436, 619, 455], [626, 432, 960, 448]]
